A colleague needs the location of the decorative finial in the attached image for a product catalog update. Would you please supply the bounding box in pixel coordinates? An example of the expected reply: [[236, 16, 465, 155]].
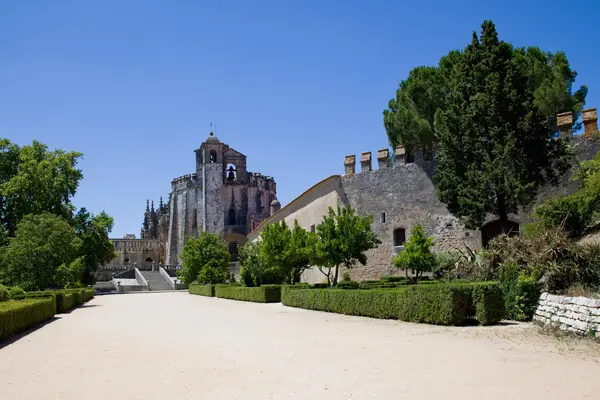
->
[[146, 199, 150, 212], [151, 200, 155, 212]]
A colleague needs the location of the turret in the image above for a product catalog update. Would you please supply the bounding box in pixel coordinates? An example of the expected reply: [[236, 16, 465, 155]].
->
[[270, 199, 281, 216]]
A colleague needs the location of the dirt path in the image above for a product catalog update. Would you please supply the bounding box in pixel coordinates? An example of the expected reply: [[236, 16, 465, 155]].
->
[[1, 292, 599, 399]]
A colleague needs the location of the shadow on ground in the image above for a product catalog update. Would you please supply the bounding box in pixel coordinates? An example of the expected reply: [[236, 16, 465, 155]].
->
[[0, 317, 61, 350]]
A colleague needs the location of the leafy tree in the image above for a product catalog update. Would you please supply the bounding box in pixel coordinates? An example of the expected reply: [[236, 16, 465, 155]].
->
[[239, 241, 265, 286], [383, 23, 586, 149], [1, 213, 80, 290], [393, 225, 436, 279], [178, 232, 230, 284], [434, 21, 570, 231], [197, 259, 229, 284], [532, 151, 600, 237], [0, 139, 82, 236], [313, 206, 381, 286], [287, 220, 315, 283], [73, 208, 116, 284]]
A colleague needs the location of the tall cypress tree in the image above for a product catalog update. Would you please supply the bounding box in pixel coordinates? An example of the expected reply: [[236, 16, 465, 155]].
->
[[434, 21, 570, 231]]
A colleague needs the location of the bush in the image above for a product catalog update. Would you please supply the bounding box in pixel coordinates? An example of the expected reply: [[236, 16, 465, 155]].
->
[[502, 275, 541, 321], [358, 282, 396, 289], [83, 288, 94, 302], [393, 225, 436, 279], [189, 283, 215, 297], [8, 287, 26, 300], [336, 280, 359, 289], [380, 276, 407, 283], [471, 282, 505, 325], [215, 284, 281, 303], [0, 284, 9, 302], [0, 297, 56, 341], [282, 283, 503, 325]]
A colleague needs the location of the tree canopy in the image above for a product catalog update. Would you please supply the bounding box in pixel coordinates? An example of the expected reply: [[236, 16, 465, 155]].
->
[[313, 206, 381, 286], [393, 225, 436, 279], [383, 22, 587, 150], [179, 232, 231, 284], [73, 208, 116, 285]]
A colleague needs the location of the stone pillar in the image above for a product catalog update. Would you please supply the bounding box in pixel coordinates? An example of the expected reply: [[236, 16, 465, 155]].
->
[[395, 146, 406, 166], [344, 155, 356, 175], [360, 152, 372, 172], [583, 108, 598, 138], [557, 111, 573, 138], [377, 148, 389, 169]]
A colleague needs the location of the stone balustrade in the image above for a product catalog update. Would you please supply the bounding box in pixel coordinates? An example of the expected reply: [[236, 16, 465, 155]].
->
[[533, 292, 600, 337]]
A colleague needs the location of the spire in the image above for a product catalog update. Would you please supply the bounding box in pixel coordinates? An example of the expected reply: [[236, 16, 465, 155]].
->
[[159, 196, 164, 210], [151, 200, 155, 213], [146, 199, 150, 212]]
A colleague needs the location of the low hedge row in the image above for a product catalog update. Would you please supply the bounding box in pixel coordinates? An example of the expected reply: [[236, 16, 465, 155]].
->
[[282, 282, 504, 326], [215, 284, 281, 303], [188, 283, 215, 297], [23, 288, 94, 314], [0, 297, 56, 341]]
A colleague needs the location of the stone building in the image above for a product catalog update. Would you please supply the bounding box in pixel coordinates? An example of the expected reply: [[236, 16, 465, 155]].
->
[[248, 109, 600, 283], [102, 132, 277, 275]]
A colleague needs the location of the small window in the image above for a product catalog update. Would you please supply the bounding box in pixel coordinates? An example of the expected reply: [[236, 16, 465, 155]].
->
[[393, 228, 406, 246], [124, 258, 130, 263], [310, 225, 315, 233], [406, 152, 415, 164], [380, 212, 386, 223], [209, 150, 217, 163], [192, 209, 198, 228]]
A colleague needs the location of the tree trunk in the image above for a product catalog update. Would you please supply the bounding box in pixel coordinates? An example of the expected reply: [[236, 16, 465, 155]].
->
[[497, 194, 510, 234], [333, 265, 340, 286]]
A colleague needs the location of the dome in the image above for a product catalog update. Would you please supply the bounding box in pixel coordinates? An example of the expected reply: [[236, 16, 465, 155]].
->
[[205, 132, 220, 143], [270, 199, 281, 206]]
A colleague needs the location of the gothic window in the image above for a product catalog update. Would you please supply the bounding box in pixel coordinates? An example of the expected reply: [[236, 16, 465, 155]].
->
[[192, 209, 197, 228], [228, 208, 236, 225], [226, 164, 237, 181], [210, 150, 217, 163], [256, 191, 263, 212], [393, 228, 406, 246]]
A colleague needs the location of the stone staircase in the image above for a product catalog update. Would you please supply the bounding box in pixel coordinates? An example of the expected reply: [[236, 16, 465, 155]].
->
[[140, 271, 173, 291]]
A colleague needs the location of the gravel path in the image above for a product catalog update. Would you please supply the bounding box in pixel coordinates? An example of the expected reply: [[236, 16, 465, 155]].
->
[[1, 292, 599, 399]]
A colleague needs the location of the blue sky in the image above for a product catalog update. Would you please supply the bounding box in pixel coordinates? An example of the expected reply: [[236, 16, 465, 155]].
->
[[2, 0, 599, 237]]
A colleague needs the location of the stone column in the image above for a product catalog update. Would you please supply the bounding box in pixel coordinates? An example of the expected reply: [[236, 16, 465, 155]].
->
[[360, 152, 372, 172], [377, 148, 389, 169], [344, 155, 356, 175], [395, 146, 406, 166], [583, 108, 598, 138]]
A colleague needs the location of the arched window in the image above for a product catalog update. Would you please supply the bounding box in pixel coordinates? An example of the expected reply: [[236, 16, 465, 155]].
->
[[124, 258, 130, 264], [394, 228, 406, 246], [145, 257, 153, 262], [228, 208, 236, 225], [209, 150, 217, 163], [481, 220, 519, 247], [226, 164, 237, 181]]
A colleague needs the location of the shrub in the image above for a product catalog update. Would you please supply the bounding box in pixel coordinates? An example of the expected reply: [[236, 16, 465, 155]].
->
[[336, 280, 359, 289], [380, 276, 407, 283], [179, 232, 231, 284], [358, 282, 396, 289], [0, 284, 9, 302], [197, 259, 229, 284], [8, 287, 25, 300], [502, 275, 541, 321], [215, 284, 281, 303], [83, 288, 94, 302], [0, 297, 56, 341], [282, 283, 499, 325], [189, 283, 215, 297], [470, 282, 505, 325]]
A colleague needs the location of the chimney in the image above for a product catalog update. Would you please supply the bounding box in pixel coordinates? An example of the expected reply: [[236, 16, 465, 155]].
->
[[344, 155, 356, 175], [583, 108, 598, 138], [377, 148, 389, 169], [360, 152, 372, 172], [556, 111, 573, 138], [395, 146, 406, 166], [270, 199, 281, 216]]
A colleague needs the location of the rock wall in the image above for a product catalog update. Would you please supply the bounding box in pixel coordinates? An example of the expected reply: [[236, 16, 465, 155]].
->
[[533, 292, 600, 337]]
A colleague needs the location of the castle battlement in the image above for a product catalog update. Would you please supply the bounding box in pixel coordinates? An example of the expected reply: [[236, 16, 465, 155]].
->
[[171, 173, 197, 184]]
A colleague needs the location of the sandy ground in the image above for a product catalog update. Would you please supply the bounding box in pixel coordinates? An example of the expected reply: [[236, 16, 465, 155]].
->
[[1, 292, 600, 400]]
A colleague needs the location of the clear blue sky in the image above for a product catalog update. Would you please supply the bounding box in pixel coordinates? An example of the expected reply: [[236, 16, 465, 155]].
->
[[2, 0, 599, 238]]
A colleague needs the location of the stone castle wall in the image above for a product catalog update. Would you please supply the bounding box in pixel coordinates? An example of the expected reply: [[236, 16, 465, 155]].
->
[[534, 292, 600, 337]]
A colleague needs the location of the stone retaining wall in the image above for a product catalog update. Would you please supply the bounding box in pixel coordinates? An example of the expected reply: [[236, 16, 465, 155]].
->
[[534, 292, 600, 336]]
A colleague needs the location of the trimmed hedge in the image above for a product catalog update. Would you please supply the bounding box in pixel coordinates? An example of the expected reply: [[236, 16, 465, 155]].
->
[[282, 282, 505, 326], [0, 298, 56, 341], [502, 277, 541, 322], [9, 287, 26, 300], [215, 284, 281, 303], [23, 288, 93, 314], [189, 283, 215, 297], [336, 281, 359, 289]]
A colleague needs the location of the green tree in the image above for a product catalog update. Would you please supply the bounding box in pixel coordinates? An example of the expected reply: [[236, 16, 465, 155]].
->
[[313, 206, 381, 286], [383, 24, 586, 150], [73, 208, 116, 284], [178, 232, 230, 284], [287, 220, 315, 284], [239, 241, 265, 286], [1, 213, 80, 290], [0, 139, 83, 236], [393, 225, 436, 280], [434, 21, 570, 231]]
